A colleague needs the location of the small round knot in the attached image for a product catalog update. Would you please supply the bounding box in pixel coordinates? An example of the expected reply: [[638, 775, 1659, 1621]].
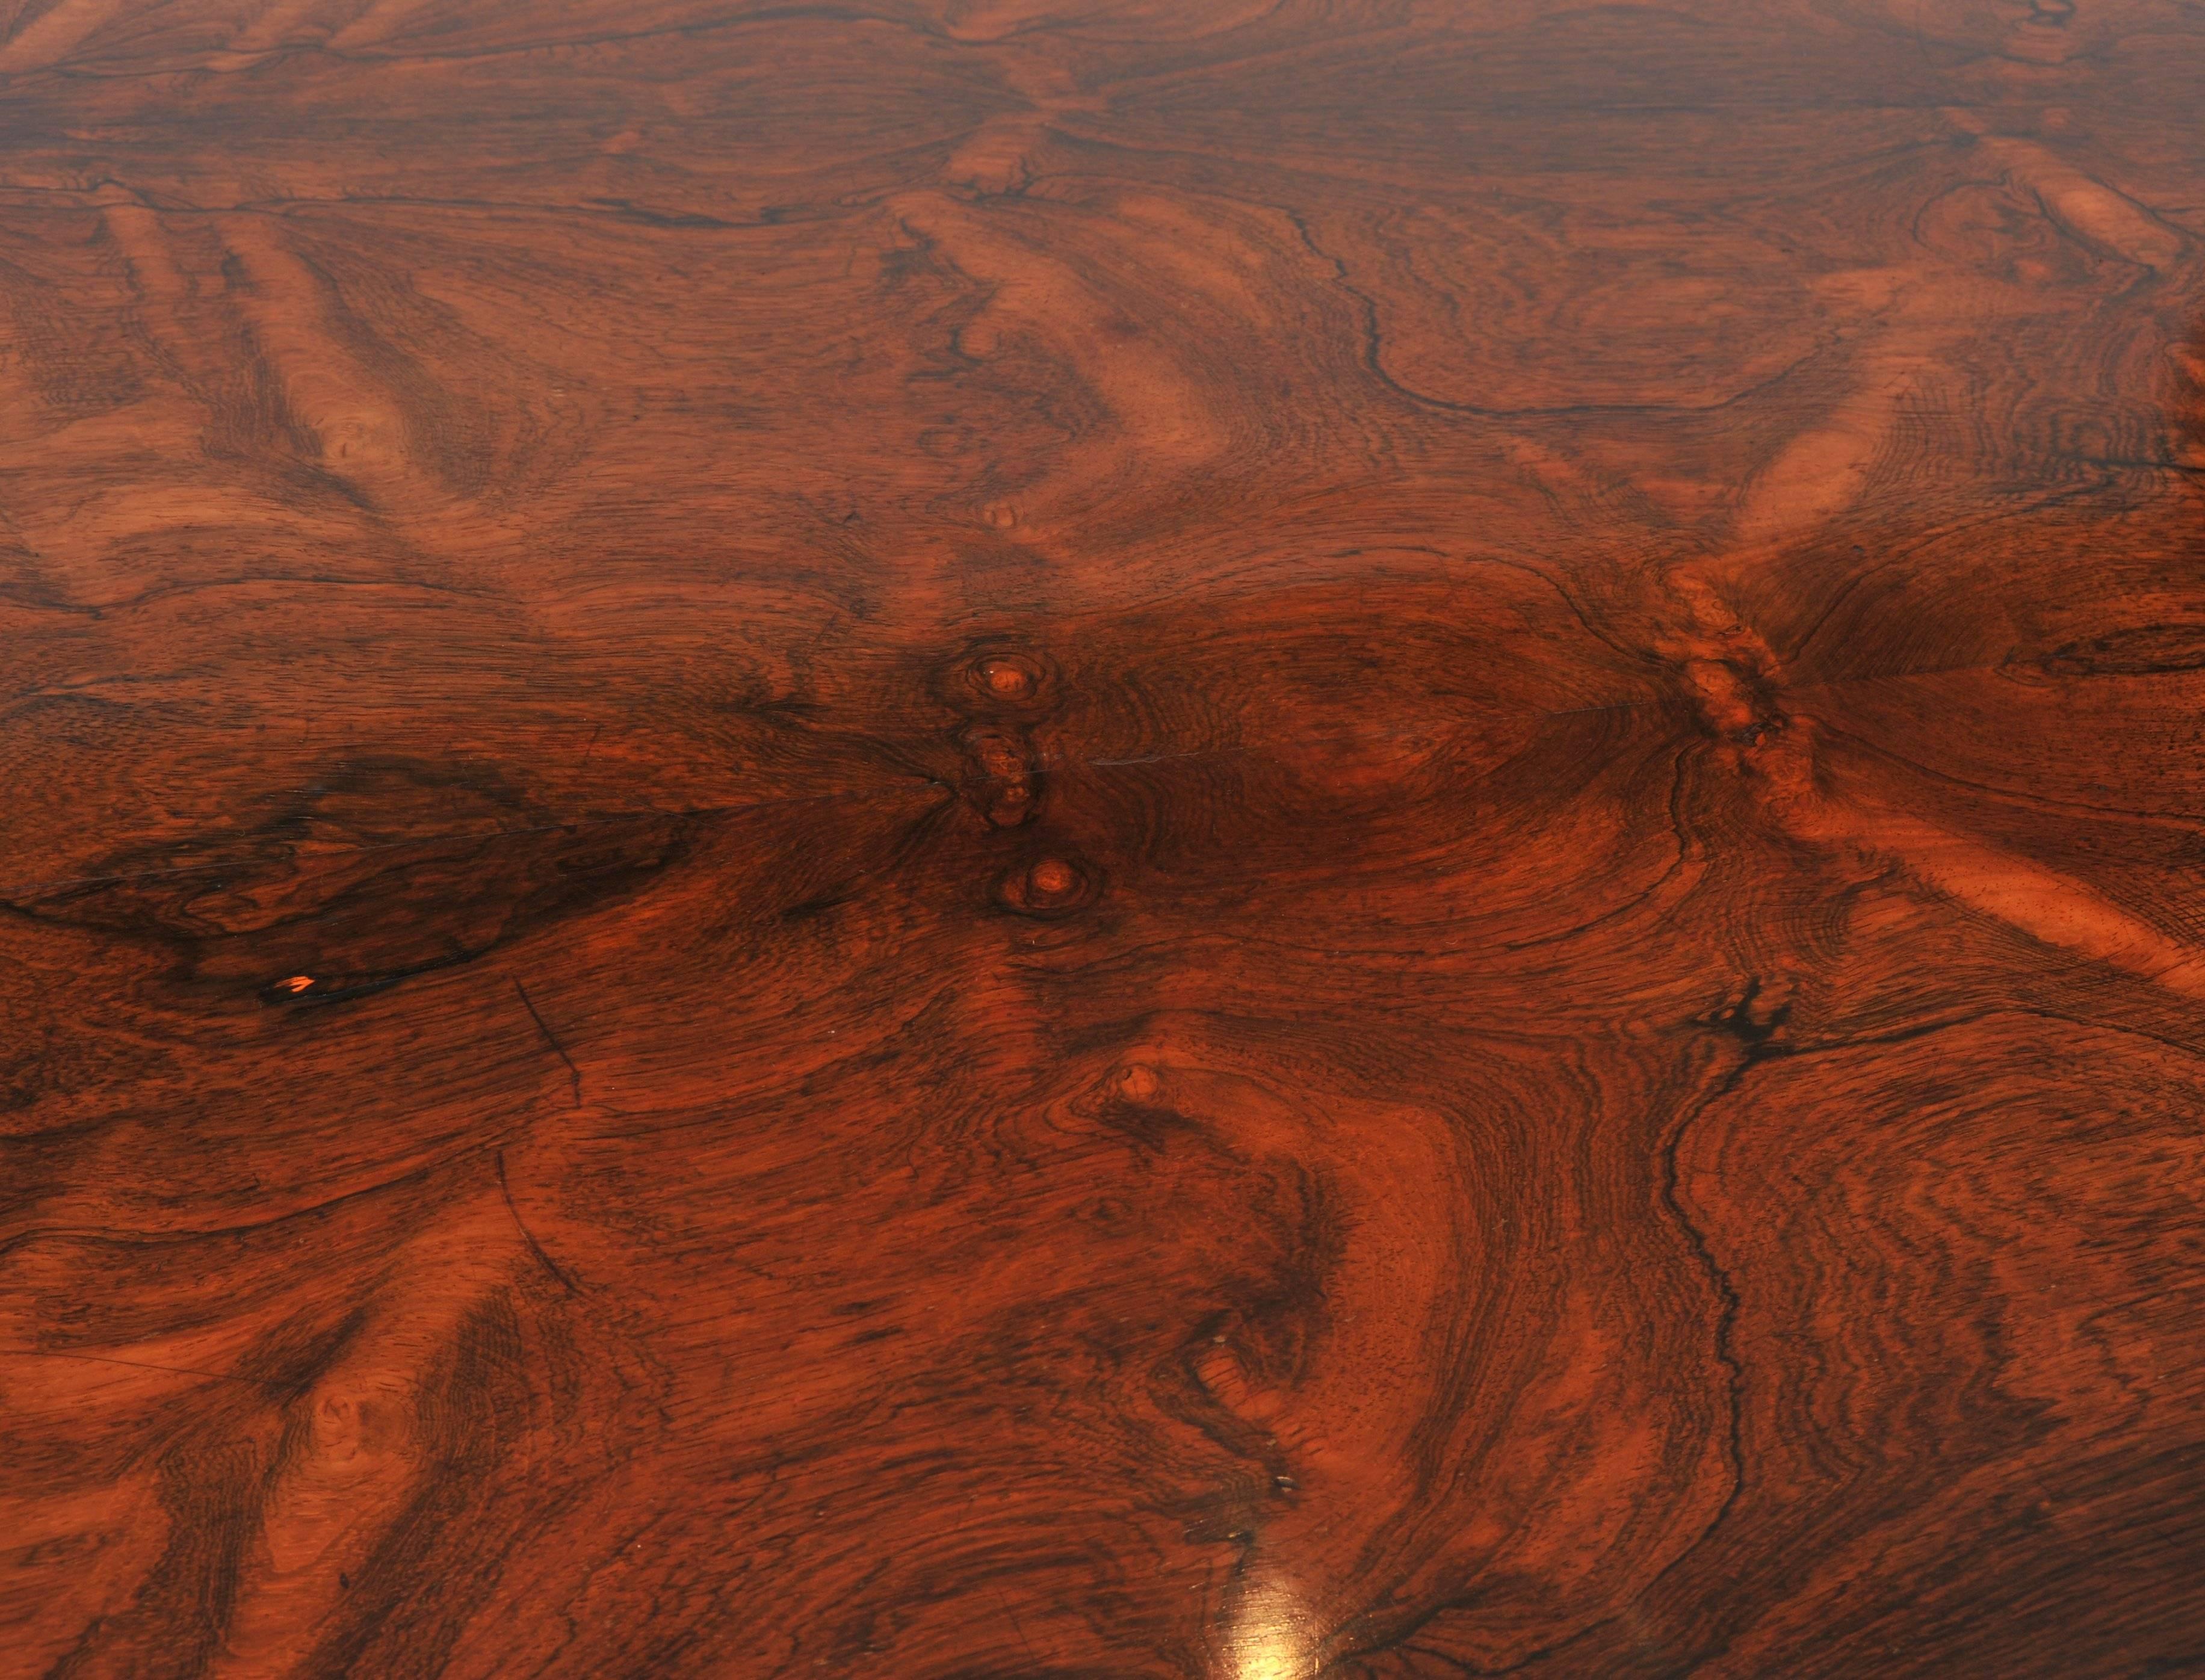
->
[[1116, 1063, 1160, 1102], [1028, 858, 1076, 898], [980, 658, 1032, 698], [995, 852, 1099, 918], [950, 644, 1054, 712], [985, 782, 1032, 822]]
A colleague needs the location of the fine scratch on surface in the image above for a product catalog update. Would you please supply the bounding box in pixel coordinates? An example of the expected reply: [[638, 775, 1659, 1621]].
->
[[496, 1146, 580, 1296], [513, 976, 585, 1108], [0, 1346, 289, 1389]]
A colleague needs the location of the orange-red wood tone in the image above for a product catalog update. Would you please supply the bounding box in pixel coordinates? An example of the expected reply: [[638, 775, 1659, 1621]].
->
[[4, 2, 2203, 1675]]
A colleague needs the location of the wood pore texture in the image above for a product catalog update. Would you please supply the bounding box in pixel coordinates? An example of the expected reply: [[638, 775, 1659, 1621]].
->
[[2, 1, 2204, 1676]]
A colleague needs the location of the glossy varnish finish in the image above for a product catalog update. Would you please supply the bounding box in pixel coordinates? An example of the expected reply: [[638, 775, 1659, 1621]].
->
[[3, 2, 2203, 1675]]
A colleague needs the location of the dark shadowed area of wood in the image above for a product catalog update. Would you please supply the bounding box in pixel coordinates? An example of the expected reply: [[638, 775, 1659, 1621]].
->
[[3, 2, 2203, 1675]]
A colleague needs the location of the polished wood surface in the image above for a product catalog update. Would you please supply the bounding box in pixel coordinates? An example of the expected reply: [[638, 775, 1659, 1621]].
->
[[4, 2, 2204, 1675]]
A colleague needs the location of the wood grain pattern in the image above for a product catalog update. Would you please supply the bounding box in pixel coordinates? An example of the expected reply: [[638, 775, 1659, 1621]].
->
[[2, 2, 2203, 1675]]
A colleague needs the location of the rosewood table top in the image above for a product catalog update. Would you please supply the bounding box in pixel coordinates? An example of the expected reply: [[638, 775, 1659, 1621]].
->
[[2, 2, 2202, 1676]]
